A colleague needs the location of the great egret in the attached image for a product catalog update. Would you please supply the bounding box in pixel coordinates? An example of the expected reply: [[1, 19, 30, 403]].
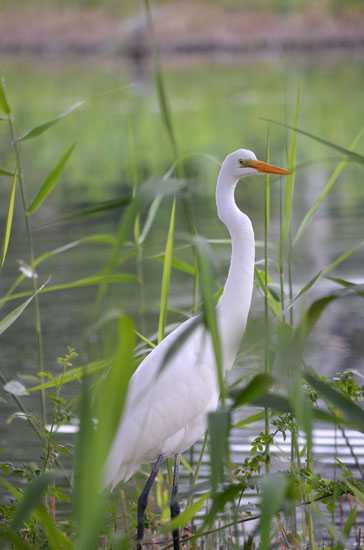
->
[[105, 149, 290, 548]]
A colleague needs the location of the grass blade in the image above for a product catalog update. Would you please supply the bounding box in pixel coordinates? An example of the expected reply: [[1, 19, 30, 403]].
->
[[74, 316, 136, 550], [29, 359, 109, 392], [35, 507, 72, 550], [0, 529, 35, 549], [234, 410, 265, 429], [161, 494, 208, 532], [282, 92, 300, 250], [305, 369, 364, 432], [255, 268, 283, 320], [18, 100, 84, 141], [208, 408, 230, 490], [291, 239, 364, 307], [0, 280, 48, 336], [43, 193, 132, 226], [259, 474, 287, 550], [158, 199, 176, 342], [98, 315, 136, 451], [231, 373, 274, 409], [1, 173, 17, 267], [138, 194, 163, 244], [151, 253, 196, 276], [299, 284, 364, 337], [160, 315, 201, 374], [294, 128, 364, 244], [253, 392, 341, 425], [263, 118, 364, 166], [0, 167, 15, 177], [0, 274, 136, 305], [0, 78, 11, 115], [2, 235, 116, 304], [27, 143, 76, 214], [194, 235, 225, 402], [11, 471, 61, 530]]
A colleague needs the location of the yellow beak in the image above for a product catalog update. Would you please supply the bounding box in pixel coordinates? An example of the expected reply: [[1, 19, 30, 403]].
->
[[248, 160, 291, 175]]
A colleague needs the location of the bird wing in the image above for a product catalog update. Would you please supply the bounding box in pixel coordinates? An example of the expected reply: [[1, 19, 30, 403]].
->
[[105, 316, 219, 485]]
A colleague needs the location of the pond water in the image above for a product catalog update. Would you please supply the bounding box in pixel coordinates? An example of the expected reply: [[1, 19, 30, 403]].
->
[[0, 54, 364, 537]]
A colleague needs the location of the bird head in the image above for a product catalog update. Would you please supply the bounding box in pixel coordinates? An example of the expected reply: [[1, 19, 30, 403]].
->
[[223, 148, 291, 180]]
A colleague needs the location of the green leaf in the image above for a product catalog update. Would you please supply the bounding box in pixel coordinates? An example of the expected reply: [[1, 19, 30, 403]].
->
[[263, 118, 364, 166], [345, 480, 364, 506], [18, 100, 84, 141], [11, 471, 61, 530], [253, 392, 342, 425], [138, 194, 163, 244], [0, 529, 35, 550], [1, 173, 17, 267], [96, 199, 139, 305], [144, 0, 178, 159], [74, 316, 136, 550], [232, 373, 274, 409], [161, 493, 208, 532], [233, 410, 265, 429], [299, 284, 364, 337], [208, 408, 230, 490], [29, 359, 109, 392], [158, 199, 176, 342], [0, 167, 15, 177], [259, 474, 288, 550], [3, 235, 116, 303], [255, 268, 282, 320], [325, 275, 355, 288], [195, 235, 225, 400], [46, 193, 132, 226], [291, 239, 364, 308], [151, 253, 196, 276], [1, 273, 136, 305], [98, 316, 136, 449], [160, 315, 201, 374], [0, 78, 11, 115], [0, 280, 47, 337], [343, 506, 357, 539], [294, 128, 364, 244], [35, 506, 72, 550], [27, 143, 76, 214], [281, 91, 300, 250], [305, 370, 364, 432], [201, 484, 243, 530]]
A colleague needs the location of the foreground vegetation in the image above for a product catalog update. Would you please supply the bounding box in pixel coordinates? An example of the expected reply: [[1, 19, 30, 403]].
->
[[1, 8, 364, 548]]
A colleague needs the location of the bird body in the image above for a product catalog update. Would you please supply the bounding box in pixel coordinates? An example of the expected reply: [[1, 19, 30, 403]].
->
[[105, 149, 289, 490]]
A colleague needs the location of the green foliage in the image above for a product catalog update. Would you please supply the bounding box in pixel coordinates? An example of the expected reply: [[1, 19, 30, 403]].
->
[[1, 173, 17, 267], [27, 143, 77, 214], [1, 21, 364, 550]]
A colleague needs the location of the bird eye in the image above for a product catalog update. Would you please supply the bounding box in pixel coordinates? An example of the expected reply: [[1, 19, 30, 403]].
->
[[239, 159, 250, 167]]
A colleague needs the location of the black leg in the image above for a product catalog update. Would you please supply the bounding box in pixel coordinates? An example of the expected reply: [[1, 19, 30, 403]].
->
[[170, 454, 181, 550], [136, 454, 164, 549]]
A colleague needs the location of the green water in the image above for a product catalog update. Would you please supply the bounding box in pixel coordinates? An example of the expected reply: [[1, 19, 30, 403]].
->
[[0, 54, 364, 463]]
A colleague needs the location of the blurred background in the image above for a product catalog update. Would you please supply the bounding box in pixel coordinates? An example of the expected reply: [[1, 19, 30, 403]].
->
[[1, 0, 364, 521]]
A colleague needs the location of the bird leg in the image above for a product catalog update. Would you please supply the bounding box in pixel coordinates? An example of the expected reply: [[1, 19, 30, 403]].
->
[[136, 454, 164, 549], [170, 454, 181, 550]]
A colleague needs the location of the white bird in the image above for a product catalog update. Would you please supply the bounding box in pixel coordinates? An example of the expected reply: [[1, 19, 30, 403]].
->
[[105, 149, 290, 548]]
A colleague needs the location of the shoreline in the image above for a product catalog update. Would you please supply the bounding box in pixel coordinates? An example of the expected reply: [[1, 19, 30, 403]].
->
[[1, 3, 364, 62]]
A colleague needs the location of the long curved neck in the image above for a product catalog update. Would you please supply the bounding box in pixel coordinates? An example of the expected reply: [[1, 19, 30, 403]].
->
[[216, 168, 255, 368]]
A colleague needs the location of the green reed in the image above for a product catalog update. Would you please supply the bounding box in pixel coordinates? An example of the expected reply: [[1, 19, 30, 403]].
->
[[2, 46, 364, 550]]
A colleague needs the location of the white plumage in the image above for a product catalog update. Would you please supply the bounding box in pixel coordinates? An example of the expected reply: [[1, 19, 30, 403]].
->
[[105, 148, 290, 489]]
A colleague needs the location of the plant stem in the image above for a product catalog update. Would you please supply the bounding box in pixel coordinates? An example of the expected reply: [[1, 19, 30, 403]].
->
[[305, 434, 316, 550], [264, 132, 271, 474], [278, 179, 285, 319], [7, 115, 47, 428]]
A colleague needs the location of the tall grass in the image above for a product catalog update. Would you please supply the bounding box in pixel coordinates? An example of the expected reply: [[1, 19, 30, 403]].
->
[[1, 30, 364, 550]]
